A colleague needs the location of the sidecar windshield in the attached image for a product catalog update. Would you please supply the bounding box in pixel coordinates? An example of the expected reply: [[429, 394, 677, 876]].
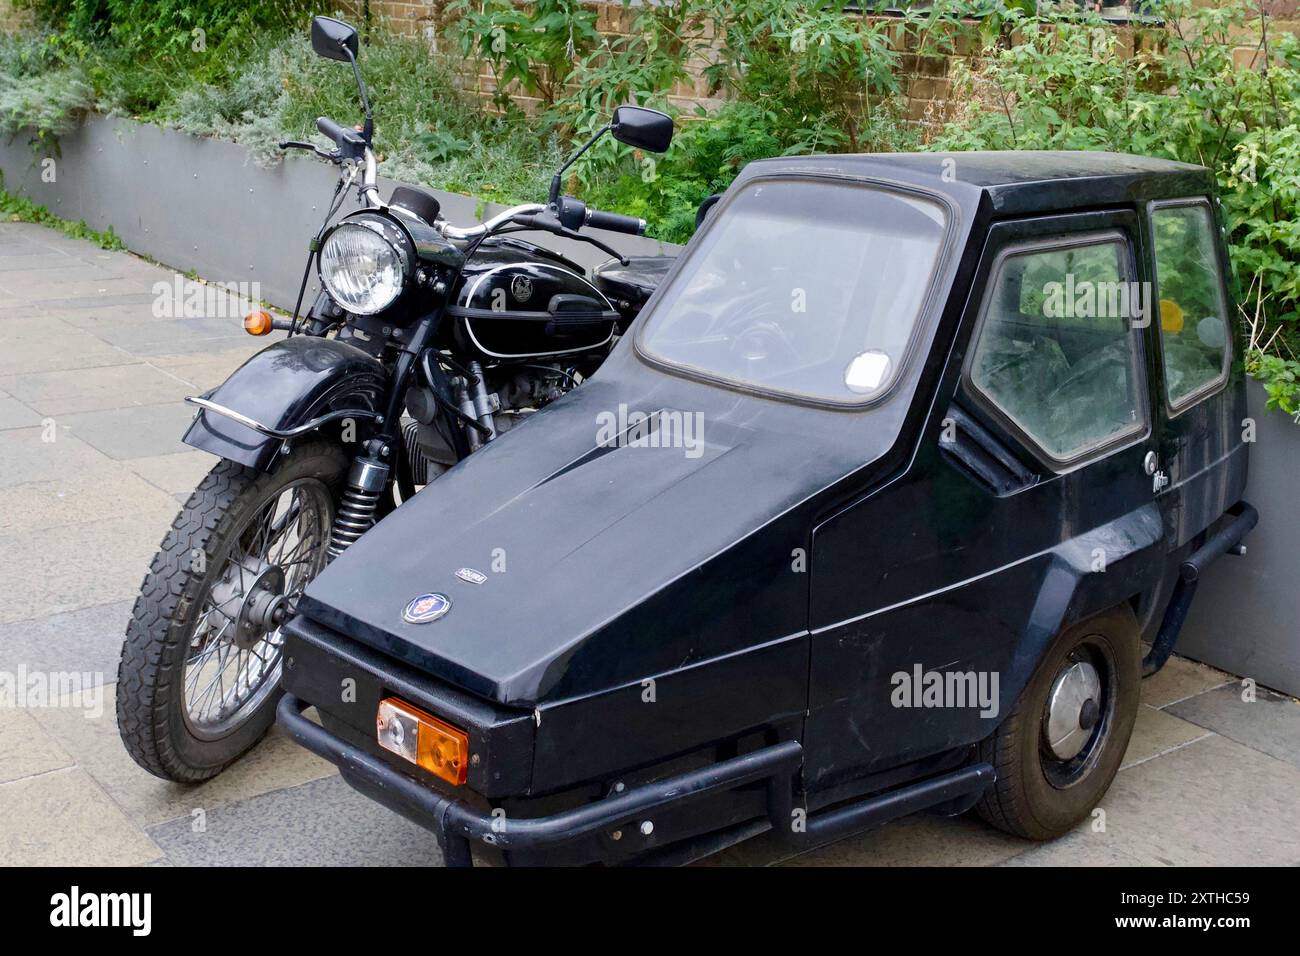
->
[[636, 177, 948, 405]]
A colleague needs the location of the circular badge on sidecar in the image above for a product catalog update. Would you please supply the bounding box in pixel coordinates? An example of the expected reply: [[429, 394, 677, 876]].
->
[[402, 592, 452, 624]]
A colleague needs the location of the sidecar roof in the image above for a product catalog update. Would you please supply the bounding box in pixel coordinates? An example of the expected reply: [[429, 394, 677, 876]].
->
[[738, 150, 1215, 215]]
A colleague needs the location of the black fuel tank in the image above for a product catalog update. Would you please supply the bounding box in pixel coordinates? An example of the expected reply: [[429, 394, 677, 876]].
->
[[446, 239, 620, 360]]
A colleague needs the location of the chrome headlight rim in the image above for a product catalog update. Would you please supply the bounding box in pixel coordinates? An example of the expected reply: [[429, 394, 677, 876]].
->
[[318, 215, 413, 316]]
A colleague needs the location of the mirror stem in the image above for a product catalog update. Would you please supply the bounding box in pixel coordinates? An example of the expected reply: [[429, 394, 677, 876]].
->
[[548, 124, 610, 208], [342, 46, 373, 145]]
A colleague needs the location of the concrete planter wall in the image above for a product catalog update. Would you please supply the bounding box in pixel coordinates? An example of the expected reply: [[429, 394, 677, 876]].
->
[[2, 116, 1296, 697], [0, 115, 679, 310], [1178, 381, 1299, 697]]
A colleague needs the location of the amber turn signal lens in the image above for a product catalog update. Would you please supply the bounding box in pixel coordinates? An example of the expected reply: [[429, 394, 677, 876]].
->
[[376, 698, 469, 786], [243, 310, 273, 336]]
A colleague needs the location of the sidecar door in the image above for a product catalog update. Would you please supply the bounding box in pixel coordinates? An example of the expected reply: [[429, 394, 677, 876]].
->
[[804, 208, 1165, 794]]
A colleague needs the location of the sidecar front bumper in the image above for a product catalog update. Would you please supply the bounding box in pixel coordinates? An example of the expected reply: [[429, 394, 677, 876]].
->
[[277, 694, 994, 866], [277, 693, 803, 866]]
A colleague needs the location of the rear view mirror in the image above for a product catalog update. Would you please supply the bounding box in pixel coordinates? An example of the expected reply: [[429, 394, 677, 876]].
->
[[611, 106, 673, 153], [311, 16, 360, 62]]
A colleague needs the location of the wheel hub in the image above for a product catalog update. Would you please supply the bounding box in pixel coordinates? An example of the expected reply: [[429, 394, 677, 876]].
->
[[1043, 659, 1102, 761], [211, 559, 288, 650]]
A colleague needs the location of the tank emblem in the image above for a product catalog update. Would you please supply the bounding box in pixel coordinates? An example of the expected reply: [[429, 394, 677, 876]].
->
[[455, 567, 487, 585], [510, 274, 534, 303], [402, 592, 452, 624]]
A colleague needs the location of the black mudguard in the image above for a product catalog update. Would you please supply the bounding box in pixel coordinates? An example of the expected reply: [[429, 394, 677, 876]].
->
[[183, 336, 386, 471]]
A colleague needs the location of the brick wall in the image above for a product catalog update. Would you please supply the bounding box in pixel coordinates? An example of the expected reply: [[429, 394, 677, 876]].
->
[[355, 0, 983, 123], [0, 0, 32, 33], [3, 0, 1289, 130], [350, 0, 1296, 133]]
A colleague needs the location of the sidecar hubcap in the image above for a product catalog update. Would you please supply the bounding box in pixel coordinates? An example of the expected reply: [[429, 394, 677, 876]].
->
[[1044, 660, 1102, 761]]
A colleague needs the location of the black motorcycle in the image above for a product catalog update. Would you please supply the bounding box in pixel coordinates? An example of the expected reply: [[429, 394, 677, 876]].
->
[[116, 15, 674, 782]]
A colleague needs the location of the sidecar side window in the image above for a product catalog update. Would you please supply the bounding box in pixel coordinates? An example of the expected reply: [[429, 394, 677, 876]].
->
[[635, 177, 949, 405], [1150, 200, 1231, 411], [968, 235, 1147, 465]]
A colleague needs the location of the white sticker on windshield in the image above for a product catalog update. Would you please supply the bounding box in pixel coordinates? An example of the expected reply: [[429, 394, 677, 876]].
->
[[845, 350, 891, 394]]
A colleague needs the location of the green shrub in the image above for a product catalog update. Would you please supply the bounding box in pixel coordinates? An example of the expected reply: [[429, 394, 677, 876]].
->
[[0, 32, 95, 150], [17, 0, 322, 62], [448, 0, 601, 110], [929, 0, 1300, 414], [548, 0, 936, 239]]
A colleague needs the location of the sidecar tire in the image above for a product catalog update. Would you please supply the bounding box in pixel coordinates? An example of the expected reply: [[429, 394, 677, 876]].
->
[[116, 442, 347, 783], [975, 604, 1141, 840]]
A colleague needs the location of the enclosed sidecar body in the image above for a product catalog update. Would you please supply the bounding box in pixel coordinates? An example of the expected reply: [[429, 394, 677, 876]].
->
[[278, 151, 1255, 865]]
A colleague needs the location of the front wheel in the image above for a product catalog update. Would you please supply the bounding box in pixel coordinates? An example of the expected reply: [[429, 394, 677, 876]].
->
[[975, 604, 1141, 840], [117, 442, 347, 782]]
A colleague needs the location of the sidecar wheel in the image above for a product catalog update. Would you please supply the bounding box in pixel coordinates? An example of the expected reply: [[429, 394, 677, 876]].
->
[[116, 442, 347, 782], [975, 604, 1140, 840]]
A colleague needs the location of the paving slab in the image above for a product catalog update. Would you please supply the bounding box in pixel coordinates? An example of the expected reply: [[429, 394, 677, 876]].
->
[[1120, 704, 1212, 769], [0, 264, 126, 292], [0, 708, 74, 784], [0, 307, 60, 323], [28, 293, 160, 311], [0, 362, 193, 416], [148, 343, 271, 391], [1140, 653, 1234, 709], [1003, 835, 1166, 866], [0, 426, 116, 488], [82, 316, 252, 357], [0, 274, 153, 301], [125, 450, 215, 497], [0, 251, 85, 272], [1008, 734, 1300, 866], [146, 773, 443, 866], [777, 812, 1030, 867], [0, 469, 179, 535], [31, 683, 337, 827], [0, 513, 163, 623], [0, 600, 134, 683], [0, 767, 163, 866], [1167, 683, 1300, 772], [58, 302, 206, 329], [0, 316, 130, 375], [61, 401, 199, 460], [0, 395, 40, 429]]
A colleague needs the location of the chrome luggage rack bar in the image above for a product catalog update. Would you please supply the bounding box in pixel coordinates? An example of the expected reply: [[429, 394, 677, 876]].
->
[[186, 396, 383, 441]]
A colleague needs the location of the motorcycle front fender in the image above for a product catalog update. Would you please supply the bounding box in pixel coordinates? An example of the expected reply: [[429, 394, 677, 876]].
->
[[183, 336, 387, 471]]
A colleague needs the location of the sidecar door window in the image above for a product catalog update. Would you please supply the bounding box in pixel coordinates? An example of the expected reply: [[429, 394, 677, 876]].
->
[[967, 235, 1147, 464], [635, 178, 949, 405], [1150, 201, 1232, 410]]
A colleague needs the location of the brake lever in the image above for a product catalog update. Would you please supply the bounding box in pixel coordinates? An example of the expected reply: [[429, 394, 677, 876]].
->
[[279, 140, 340, 163], [513, 213, 629, 266], [564, 228, 629, 267]]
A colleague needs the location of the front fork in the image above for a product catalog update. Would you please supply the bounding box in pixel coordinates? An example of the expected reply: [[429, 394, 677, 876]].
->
[[327, 455, 390, 558], [325, 312, 440, 559]]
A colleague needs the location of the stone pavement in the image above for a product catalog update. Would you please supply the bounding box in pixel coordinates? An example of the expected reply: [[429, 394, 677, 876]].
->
[[1, 220, 1298, 867]]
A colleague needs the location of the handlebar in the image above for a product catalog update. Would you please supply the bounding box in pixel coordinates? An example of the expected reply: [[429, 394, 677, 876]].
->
[[293, 124, 644, 246], [438, 204, 548, 240]]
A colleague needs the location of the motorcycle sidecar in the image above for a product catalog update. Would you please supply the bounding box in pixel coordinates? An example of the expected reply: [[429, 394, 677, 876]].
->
[[278, 151, 1256, 865]]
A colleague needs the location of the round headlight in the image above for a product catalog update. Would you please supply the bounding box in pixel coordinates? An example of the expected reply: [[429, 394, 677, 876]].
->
[[319, 221, 408, 315]]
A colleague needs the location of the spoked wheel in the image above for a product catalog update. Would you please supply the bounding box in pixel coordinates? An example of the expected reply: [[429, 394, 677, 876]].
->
[[975, 605, 1140, 840], [182, 477, 331, 737], [117, 442, 347, 782]]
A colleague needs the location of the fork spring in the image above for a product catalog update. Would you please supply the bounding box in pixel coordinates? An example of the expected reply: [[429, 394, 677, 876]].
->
[[328, 455, 390, 559]]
